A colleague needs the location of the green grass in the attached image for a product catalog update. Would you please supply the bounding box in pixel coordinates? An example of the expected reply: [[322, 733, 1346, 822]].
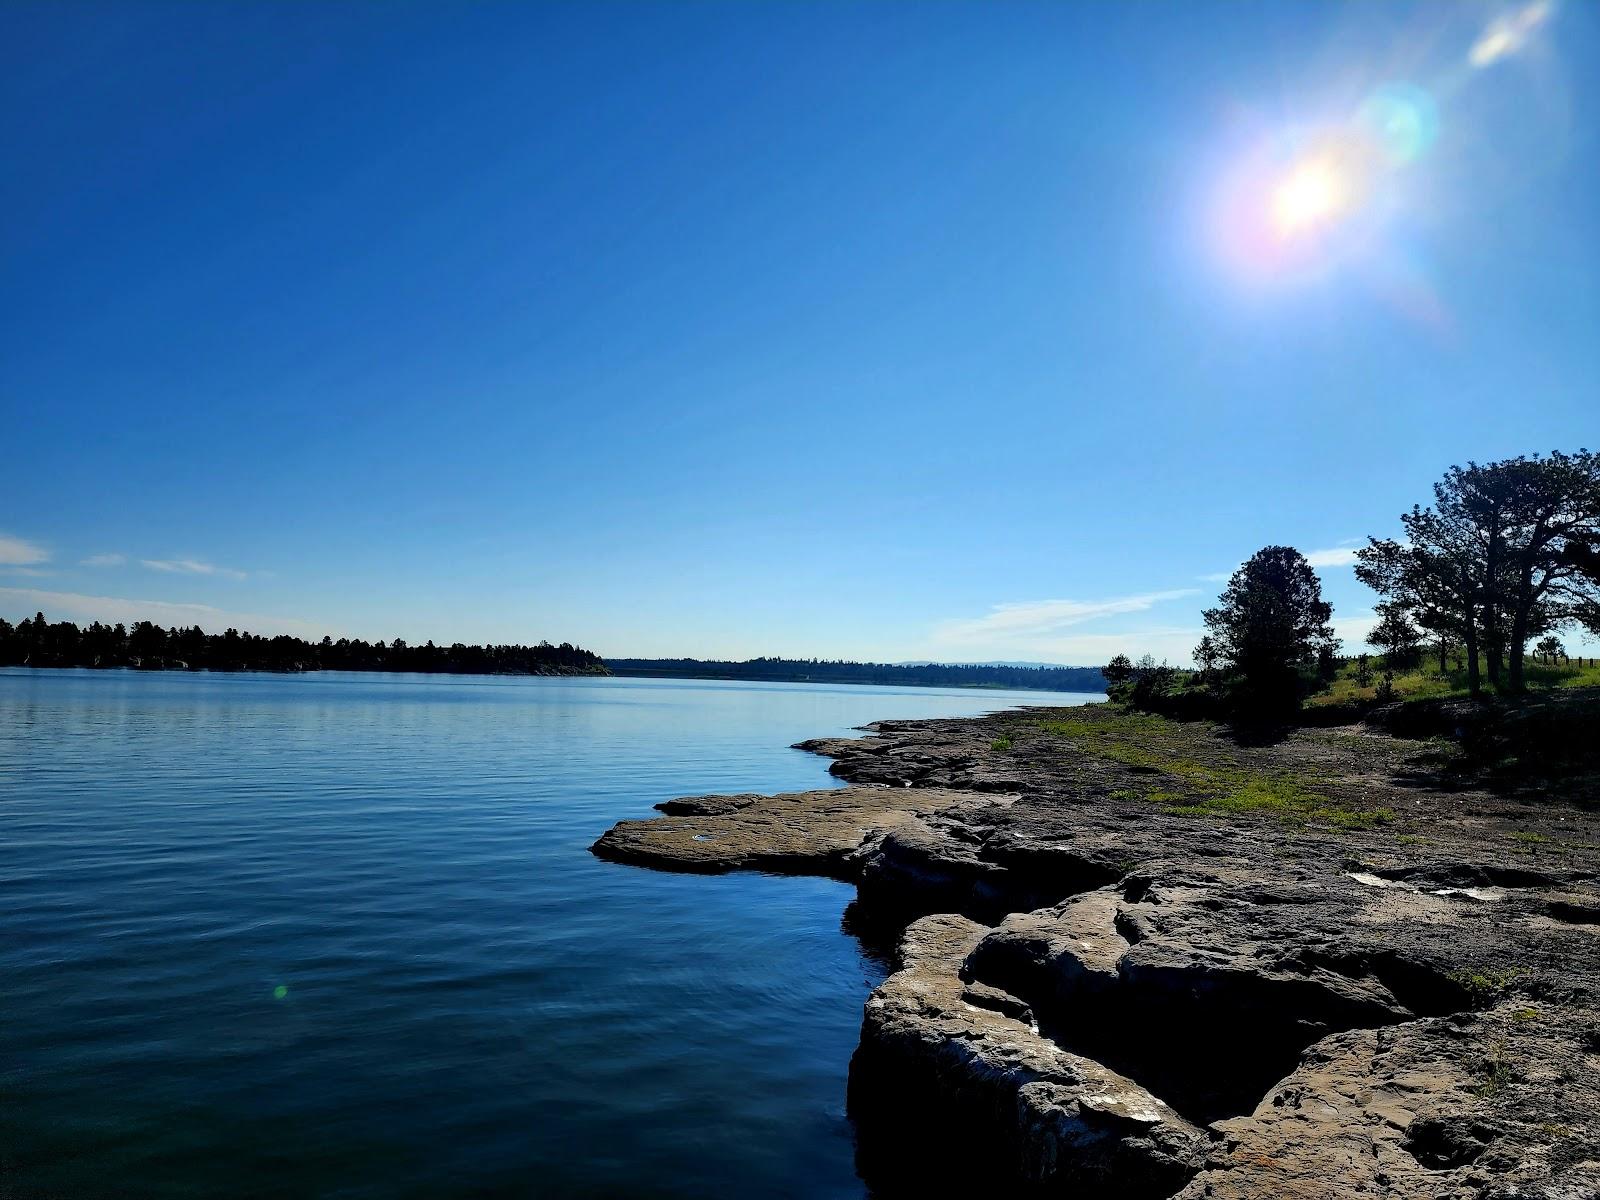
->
[[989, 735, 1013, 751], [1038, 711, 1394, 831], [1450, 966, 1526, 1008], [1476, 1049, 1515, 1099], [1161, 779, 1395, 831], [1307, 653, 1600, 708]]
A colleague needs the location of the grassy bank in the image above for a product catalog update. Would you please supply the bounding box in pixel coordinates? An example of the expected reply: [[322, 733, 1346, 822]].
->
[[1033, 711, 1396, 831], [1307, 654, 1600, 709]]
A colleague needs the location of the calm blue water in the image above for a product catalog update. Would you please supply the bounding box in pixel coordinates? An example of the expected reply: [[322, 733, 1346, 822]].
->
[[1, 669, 1098, 1198]]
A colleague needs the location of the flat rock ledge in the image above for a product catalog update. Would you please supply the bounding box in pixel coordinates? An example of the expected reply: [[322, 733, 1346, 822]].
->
[[591, 709, 1600, 1198], [590, 786, 988, 878]]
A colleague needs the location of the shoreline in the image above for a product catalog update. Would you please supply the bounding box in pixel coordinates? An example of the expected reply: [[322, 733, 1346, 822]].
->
[[592, 704, 1600, 1198]]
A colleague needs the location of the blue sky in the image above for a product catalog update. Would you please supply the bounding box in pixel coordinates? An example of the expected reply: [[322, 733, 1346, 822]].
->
[[2, 1, 1596, 663]]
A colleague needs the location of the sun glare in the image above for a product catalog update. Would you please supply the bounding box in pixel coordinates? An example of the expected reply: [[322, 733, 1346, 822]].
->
[[1271, 161, 1347, 235]]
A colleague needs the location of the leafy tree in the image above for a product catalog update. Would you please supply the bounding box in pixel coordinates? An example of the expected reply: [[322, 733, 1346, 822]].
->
[[1428, 633, 1462, 674], [1103, 654, 1136, 686], [1359, 503, 1491, 697], [1367, 602, 1423, 670], [1360, 451, 1600, 695], [1316, 641, 1338, 683], [1481, 451, 1600, 689], [1202, 546, 1337, 713], [1192, 636, 1220, 674], [1354, 654, 1373, 688], [1534, 635, 1566, 663]]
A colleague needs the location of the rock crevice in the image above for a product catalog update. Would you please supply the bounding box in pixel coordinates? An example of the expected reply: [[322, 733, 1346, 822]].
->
[[592, 706, 1600, 1198]]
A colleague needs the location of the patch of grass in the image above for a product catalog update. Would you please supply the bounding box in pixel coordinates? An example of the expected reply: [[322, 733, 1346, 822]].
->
[[1306, 653, 1600, 709], [989, 735, 1013, 752], [1039, 711, 1394, 831], [1312, 731, 1400, 755], [1450, 966, 1527, 1008], [1512, 1007, 1540, 1022], [1476, 1050, 1515, 1099], [1510, 831, 1550, 846], [1163, 782, 1394, 831]]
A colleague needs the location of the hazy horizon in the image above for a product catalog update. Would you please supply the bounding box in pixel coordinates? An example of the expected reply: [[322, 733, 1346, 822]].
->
[[5, 1, 1596, 663]]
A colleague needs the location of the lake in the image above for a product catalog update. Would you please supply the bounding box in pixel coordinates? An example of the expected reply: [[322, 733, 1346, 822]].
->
[[0, 669, 1099, 1198]]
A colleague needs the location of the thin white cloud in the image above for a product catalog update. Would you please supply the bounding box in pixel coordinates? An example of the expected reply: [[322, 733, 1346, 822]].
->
[[1304, 546, 1360, 569], [1470, 0, 1554, 67], [1, 567, 54, 578], [1007, 626, 1209, 666], [1202, 544, 1361, 579], [141, 558, 248, 581], [0, 587, 329, 639], [0, 533, 50, 566], [81, 553, 128, 567], [933, 589, 1198, 645], [1334, 612, 1380, 650]]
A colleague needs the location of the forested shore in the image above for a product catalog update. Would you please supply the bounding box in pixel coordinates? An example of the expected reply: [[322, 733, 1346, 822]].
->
[[606, 656, 1106, 692], [0, 613, 607, 676], [0, 618, 1105, 690]]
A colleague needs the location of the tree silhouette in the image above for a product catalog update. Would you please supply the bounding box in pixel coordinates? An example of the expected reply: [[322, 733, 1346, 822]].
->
[[1367, 602, 1423, 670], [0, 614, 607, 676], [1202, 546, 1337, 713], [1359, 451, 1600, 695]]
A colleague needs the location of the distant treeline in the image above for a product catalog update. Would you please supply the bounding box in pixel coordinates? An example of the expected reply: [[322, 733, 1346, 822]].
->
[[606, 656, 1106, 692], [0, 612, 608, 676]]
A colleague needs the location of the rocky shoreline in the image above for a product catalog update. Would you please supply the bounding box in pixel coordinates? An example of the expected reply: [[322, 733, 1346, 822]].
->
[[591, 705, 1600, 1199]]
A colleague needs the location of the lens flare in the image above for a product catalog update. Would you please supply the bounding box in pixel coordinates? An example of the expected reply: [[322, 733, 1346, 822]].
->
[[1271, 160, 1347, 235], [1208, 81, 1432, 286], [1359, 84, 1438, 165]]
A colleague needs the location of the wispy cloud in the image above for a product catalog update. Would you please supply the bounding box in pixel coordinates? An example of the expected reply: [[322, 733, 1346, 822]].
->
[[934, 589, 1198, 645], [1334, 612, 1380, 650], [1303, 545, 1360, 569], [934, 630, 1203, 668], [964, 626, 1209, 667], [1470, 0, 1554, 68], [81, 553, 128, 567], [0, 533, 50, 567], [1201, 543, 1361, 579], [0, 587, 328, 639], [1, 567, 54, 578], [141, 558, 248, 581]]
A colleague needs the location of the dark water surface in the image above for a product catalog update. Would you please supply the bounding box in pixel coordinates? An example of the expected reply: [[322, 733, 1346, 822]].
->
[[1, 669, 1099, 1198]]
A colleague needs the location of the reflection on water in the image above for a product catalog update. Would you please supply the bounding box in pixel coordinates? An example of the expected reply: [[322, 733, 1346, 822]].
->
[[0, 669, 1096, 1198]]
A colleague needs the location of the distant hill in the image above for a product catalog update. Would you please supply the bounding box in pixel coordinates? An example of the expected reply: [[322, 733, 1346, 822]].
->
[[605, 656, 1106, 693]]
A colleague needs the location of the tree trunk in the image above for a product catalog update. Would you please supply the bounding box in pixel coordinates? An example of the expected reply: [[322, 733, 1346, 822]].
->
[[1484, 516, 1504, 688], [1508, 605, 1529, 692], [1464, 623, 1481, 698]]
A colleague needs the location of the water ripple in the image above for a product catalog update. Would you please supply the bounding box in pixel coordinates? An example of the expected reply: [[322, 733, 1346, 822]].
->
[[1, 669, 1092, 1197]]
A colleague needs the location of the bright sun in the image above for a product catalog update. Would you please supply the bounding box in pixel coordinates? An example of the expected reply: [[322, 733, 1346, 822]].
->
[[1270, 160, 1346, 236]]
